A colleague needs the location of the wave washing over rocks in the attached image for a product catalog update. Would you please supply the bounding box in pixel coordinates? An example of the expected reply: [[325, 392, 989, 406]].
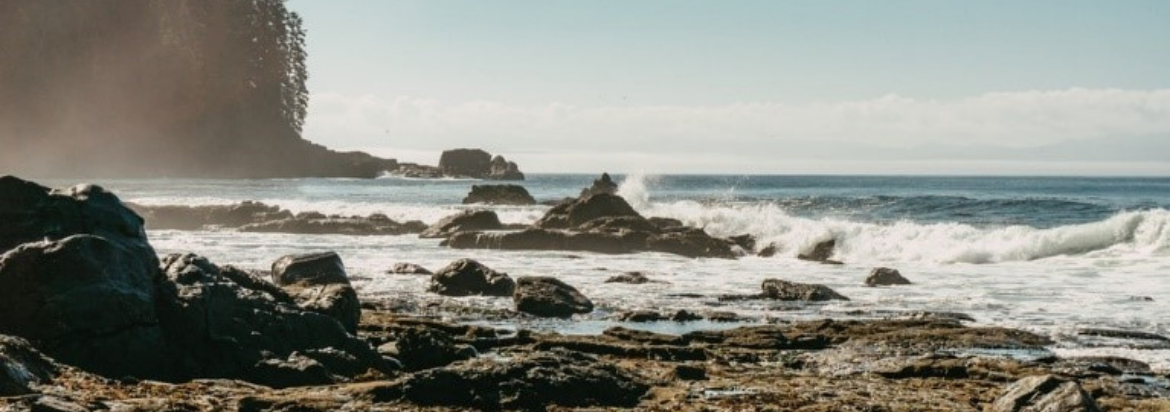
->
[[4, 174, 1170, 411]]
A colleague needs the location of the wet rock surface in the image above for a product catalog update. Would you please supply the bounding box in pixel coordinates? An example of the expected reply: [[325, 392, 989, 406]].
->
[[427, 258, 516, 297], [513, 276, 594, 318], [760, 278, 850, 301], [462, 184, 535, 205]]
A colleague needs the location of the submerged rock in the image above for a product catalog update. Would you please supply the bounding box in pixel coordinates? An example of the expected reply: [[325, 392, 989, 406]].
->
[[798, 239, 841, 264], [130, 201, 425, 235], [646, 229, 737, 259], [420, 210, 503, 239], [387, 262, 432, 275], [462, 184, 535, 205], [239, 214, 425, 236], [428, 259, 516, 297], [989, 374, 1101, 412], [761, 279, 850, 301], [865, 267, 912, 286], [513, 276, 594, 318], [757, 243, 780, 257], [606, 271, 654, 284]]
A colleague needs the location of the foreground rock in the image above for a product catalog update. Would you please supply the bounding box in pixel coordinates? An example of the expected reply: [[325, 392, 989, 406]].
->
[[399, 349, 647, 409], [461, 184, 535, 205], [0, 177, 394, 386], [158, 253, 395, 386], [0, 177, 167, 378], [0, 335, 58, 396], [428, 259, 516, 297], [272, 253, 361, 333], [378, 327, 475, 372], [420, 210, 504, 238], [2, 313, 1164, 411], [989, 375, 1102, 412], [513, 277, 594, 318], [866, 267, 912, 286], [130, 202, 426, 235]]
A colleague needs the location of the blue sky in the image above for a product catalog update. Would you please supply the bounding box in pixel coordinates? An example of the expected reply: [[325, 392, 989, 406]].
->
[[287, 0, 1170, 174]]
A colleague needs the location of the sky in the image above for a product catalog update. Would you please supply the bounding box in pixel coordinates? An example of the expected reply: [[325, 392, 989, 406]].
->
[[286, 0, 1170, 175]]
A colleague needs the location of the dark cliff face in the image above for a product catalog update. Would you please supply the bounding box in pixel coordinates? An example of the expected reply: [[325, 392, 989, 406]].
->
[[0, 1, 395, 178]]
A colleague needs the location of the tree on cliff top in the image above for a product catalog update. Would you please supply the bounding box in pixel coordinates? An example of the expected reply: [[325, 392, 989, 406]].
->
[[0, 0, 390, 178]]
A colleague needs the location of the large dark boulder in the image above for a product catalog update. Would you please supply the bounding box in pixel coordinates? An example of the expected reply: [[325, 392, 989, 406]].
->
[[0, 176, 168, 379], [271, 252, 349, 287], [462, 184, 535, 205], [156, 253, 396, 385], [0, 335, 59, 396], [0, 236, 170, 378], [760, 279, 849, 301], [513, 277, 594, 318], [420, 210, 504, 239], [428, 259, 516, 297], [988, 375, 1101, 412], [271, 252, 360, 333], [399, 349, 648, 409], [0, 176, 153, 258]]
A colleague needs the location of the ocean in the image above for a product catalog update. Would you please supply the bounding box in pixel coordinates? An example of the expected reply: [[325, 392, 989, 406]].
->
[[70, 174, 1170, 369]]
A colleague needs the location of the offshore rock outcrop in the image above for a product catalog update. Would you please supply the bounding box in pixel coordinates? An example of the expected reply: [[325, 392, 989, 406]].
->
[[437, 149, 525, 180], [446, 181, 740, 259]]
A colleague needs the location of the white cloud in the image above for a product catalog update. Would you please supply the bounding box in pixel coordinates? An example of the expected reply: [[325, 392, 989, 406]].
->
[[302, 88, 1170, 173]]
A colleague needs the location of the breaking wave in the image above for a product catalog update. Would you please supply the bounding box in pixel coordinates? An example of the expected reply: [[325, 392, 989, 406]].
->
[[618, 174, 1170, 264]]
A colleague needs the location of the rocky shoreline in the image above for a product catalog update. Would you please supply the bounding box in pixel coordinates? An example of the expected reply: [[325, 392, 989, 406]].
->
[[3, 175, 1169, 411]]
